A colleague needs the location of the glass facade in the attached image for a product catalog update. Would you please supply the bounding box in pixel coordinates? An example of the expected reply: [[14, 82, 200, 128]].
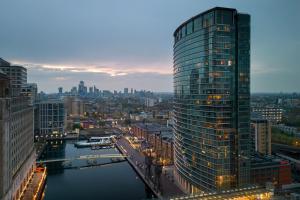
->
[[173, 7, 250, 193]]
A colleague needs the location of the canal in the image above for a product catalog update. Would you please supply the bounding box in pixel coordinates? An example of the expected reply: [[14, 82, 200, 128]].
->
[[40, 140, 155, 200]]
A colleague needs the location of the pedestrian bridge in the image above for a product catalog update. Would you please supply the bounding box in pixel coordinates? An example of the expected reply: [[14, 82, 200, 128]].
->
[[37, 154, 127, 164]]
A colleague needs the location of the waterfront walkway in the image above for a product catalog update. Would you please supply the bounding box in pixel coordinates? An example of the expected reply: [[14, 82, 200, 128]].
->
[[116, 136, 184, 199], [21, 167, 46, 200]]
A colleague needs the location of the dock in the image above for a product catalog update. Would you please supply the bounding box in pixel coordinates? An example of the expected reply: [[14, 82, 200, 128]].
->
[[115, 136, 184, 200]]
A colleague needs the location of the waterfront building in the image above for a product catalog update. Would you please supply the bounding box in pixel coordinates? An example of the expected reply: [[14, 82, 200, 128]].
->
[[173, 7, 251, 193], [0, 67, 36, 200], [171, 186, 273, 200], [251, 114, 272, 155], [36, 100, 66, 138], [132, 123, 174, 165], [252, 106, 283, 123]]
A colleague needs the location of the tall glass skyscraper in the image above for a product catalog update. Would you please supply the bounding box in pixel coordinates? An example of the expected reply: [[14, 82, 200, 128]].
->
[[173, 7, 250, 193]]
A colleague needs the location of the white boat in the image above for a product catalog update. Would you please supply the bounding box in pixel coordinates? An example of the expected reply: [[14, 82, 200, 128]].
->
[[75, 136, 114, 148]]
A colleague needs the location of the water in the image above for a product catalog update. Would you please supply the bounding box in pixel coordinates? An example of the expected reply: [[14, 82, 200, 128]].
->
[[41, 140, 155, 200]]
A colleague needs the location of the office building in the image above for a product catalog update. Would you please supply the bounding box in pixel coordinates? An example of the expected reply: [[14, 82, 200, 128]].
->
[[251, 114, 272, 155], [36, 100, 66, 138], [89, 86, 93, 94], [173, 7, 251, 193], [58, 87, 63, 95], [21, 83, 38, 104], [78, 81, 87, 96], [124, 88, 129, 95], [252, 106, 283, 123], [0, 59, 27, 96], [0, 68, 35, 200]]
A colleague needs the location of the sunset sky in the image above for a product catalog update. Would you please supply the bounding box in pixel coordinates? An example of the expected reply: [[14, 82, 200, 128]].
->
[[0, 0, 299, 93]]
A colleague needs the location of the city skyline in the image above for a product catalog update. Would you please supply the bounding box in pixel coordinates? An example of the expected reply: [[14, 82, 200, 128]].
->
[[0, 0, 299, 93], [0, 3, 299, 199]]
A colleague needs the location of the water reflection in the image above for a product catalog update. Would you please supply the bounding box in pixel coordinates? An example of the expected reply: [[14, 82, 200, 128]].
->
[[42, 140, 155, 200]]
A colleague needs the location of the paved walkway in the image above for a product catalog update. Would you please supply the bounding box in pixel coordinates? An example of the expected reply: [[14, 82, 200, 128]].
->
[[21, 168, 46, 200], [116, 136, 184, 199]]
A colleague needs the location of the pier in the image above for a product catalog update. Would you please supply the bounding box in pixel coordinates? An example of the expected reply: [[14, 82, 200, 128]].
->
[[115, 136, 184, 200]]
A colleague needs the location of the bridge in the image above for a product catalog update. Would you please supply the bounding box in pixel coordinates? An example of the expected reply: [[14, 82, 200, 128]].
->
[[37, 153, 127, 164]]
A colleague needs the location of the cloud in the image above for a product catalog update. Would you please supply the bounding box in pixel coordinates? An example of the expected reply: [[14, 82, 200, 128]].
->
[[13, 61, 172, 77], [251, 63, 281, 75]]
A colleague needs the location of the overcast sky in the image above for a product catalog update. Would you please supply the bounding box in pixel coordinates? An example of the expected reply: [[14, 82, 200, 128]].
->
[[0, 0, 299, 93]]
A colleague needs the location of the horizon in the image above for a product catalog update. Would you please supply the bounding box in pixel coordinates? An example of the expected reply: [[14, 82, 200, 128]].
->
[[1, 0, 299, 93]]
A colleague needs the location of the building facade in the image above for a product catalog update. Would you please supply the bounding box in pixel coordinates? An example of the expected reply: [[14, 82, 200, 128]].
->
[[250, 156, 292, 188], [252, 106, 283, 123], [251, 116, 272, 155], [36, 100, 66, 138], [21, 83, 38, 105], [0, 68, 36, 200], [64, 97, 85, 117], [132, 123, 174, 165], [0, 60, 27, 96], [173, 7, 251, 193]]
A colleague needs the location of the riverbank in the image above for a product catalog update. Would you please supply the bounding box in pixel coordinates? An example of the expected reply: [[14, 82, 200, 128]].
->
[[116, 136, 184, 200]]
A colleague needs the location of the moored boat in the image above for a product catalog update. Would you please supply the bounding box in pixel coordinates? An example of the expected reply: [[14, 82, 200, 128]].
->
[[74, 136, 114, 148]]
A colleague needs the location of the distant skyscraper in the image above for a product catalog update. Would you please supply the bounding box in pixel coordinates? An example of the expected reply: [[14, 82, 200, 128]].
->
[[173, 7, 251, 193], [78, 81, 85, 96], [58, 87, 63, 95], [89, 86, 93, 94], [71, 86, 77, 95], [124, 88, 129, 95]]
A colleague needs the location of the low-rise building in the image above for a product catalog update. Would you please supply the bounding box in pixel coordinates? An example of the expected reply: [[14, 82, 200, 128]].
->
[[131, 123, 173, 165], [250, 155, 292, 189]]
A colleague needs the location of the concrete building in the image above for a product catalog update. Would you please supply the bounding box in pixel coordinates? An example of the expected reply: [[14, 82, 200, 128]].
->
[[64, 97, 85, 117], [173, 7, 251, 193], [251, 114, 272, 155], [250, 155, 292, 189], [0, 69, 36, 200], [36, 100, 66, 138]]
